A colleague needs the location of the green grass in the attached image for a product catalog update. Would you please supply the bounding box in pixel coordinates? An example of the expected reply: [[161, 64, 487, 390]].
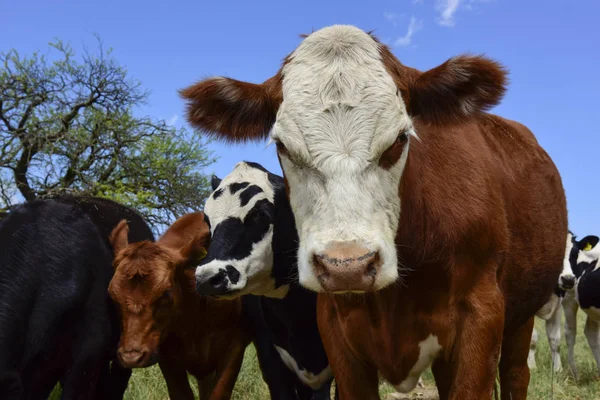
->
[[49, 309, 600, 399]]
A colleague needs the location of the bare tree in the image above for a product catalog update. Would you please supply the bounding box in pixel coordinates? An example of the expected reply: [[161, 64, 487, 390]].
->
[[0, 37, 215, 228]]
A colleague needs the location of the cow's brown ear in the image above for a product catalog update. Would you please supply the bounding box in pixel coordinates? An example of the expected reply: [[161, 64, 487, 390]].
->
[[179, 74, 282, 143], [110, 220, 130, 256], [408, 54, 508, 125]]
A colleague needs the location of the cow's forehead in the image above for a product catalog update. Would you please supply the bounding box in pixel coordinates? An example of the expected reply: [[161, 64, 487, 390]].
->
[[276, 25, 411, 165], [204, 163, 275, 229], [281, 25, 398, 108]]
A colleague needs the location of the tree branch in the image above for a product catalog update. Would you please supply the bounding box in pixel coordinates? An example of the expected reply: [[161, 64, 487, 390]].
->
[[13, 143, 39, 201], [0, 100, 16, 131]]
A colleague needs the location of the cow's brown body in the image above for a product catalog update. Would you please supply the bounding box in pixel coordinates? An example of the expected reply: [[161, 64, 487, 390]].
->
[[109, 213, 251, 400], [317, 115, 567, 399]]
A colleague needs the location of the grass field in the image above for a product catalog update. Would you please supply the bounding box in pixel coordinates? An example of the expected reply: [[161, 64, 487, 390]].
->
[[50, 310, 600, 399]]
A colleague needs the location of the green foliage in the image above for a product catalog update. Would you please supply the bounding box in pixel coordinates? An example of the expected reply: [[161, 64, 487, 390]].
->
[[0, 36, 215, 228]]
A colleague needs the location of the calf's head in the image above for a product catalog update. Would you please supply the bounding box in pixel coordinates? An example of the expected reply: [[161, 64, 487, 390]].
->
[[196, 161, 290, 298], [108, 213, 209, 368], [181, 25, 507, 293]]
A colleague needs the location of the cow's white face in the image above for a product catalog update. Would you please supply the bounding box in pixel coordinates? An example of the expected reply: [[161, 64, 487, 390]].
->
[[560, 232, 577, 291], [195, 162, 286, 299], [181, 24, 508, 294], [271, 26, 415, 292]]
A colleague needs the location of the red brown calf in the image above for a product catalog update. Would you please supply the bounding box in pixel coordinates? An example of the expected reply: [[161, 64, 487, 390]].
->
[[179, 25, 568, 399], [108, 212, 251, 400]]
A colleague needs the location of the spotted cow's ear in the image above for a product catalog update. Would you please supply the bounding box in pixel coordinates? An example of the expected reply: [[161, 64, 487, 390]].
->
[[110, 220, 130, 256], [211, 175, 222, 191], [579, 235, 600, 251]]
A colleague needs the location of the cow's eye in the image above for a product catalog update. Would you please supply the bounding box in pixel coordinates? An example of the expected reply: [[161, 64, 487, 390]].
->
[[379, 131, 410, 170], [274, 140, 289, 156], [396, 133, 408, 144]]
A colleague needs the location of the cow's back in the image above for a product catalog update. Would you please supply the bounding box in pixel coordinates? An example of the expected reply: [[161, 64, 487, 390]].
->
[[50, 195, 155, 246]]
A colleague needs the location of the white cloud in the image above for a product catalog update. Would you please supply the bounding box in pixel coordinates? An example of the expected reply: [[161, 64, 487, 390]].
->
[[436, 0, 460, 27], [166, 114, 179, 126], [394, 16, 424, 47], [384, 11, 398, 22]]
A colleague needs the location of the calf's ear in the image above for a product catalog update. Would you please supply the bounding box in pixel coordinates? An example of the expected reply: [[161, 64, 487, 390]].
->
[[179, 235, 209, 267], [110, 219, 130, 255], [179, 74, 282, 143], [408, 55, 508, 125]]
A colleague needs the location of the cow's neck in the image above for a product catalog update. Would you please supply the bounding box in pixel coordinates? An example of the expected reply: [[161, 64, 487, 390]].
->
[[174, 268, 210, 332]]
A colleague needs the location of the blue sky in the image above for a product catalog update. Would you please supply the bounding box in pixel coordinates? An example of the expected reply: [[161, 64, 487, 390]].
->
[[3, 0, 599, 236]]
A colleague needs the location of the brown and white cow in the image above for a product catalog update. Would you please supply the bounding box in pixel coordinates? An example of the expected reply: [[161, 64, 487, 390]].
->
[[180, 25, 568, 400]]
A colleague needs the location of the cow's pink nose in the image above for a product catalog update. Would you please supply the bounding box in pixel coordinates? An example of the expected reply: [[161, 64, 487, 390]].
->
[[312, 243, 381, 293]]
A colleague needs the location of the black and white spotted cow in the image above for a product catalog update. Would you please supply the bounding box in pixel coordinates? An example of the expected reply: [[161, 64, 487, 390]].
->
[[528, 232, 578, 372], [560, 232, 600, 377], [195, 161, 334, 400]]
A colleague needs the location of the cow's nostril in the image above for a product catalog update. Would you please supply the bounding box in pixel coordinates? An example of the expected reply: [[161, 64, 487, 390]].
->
[[366, 262, 377, 277], [313, 254, 328, 276], [560, 275, 576, 289], [209, 271, 227, 288]]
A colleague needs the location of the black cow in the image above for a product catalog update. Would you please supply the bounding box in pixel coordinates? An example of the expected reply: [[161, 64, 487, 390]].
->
[[195, 161, 334, 400], [560, 232, 600, 377], [0, 196, 154, 399]]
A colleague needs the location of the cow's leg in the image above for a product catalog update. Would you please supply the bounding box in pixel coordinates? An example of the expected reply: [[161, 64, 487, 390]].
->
[[197, 371, 217, 400], [528, 327, 539, 370], [562, 291, 579, 377], [308, 379, 333, 400], [545, 301, 563, 372], [498, 317, 534, 400], [321, 348, 378, 400], [59, 329, 110, 400], [527, 327, 538, 370], [207, 336, 248, 400], [295, 381, 315, 400], [431, 358, 452, 400], [583, 317, 600, 377], [445, 275, 505, 400], [252, 340, 299, 400], [0, 372, 23, 400], [60, 355, 106, 399], [159, 359, 195, 400], [104, 361, 132, 399]]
